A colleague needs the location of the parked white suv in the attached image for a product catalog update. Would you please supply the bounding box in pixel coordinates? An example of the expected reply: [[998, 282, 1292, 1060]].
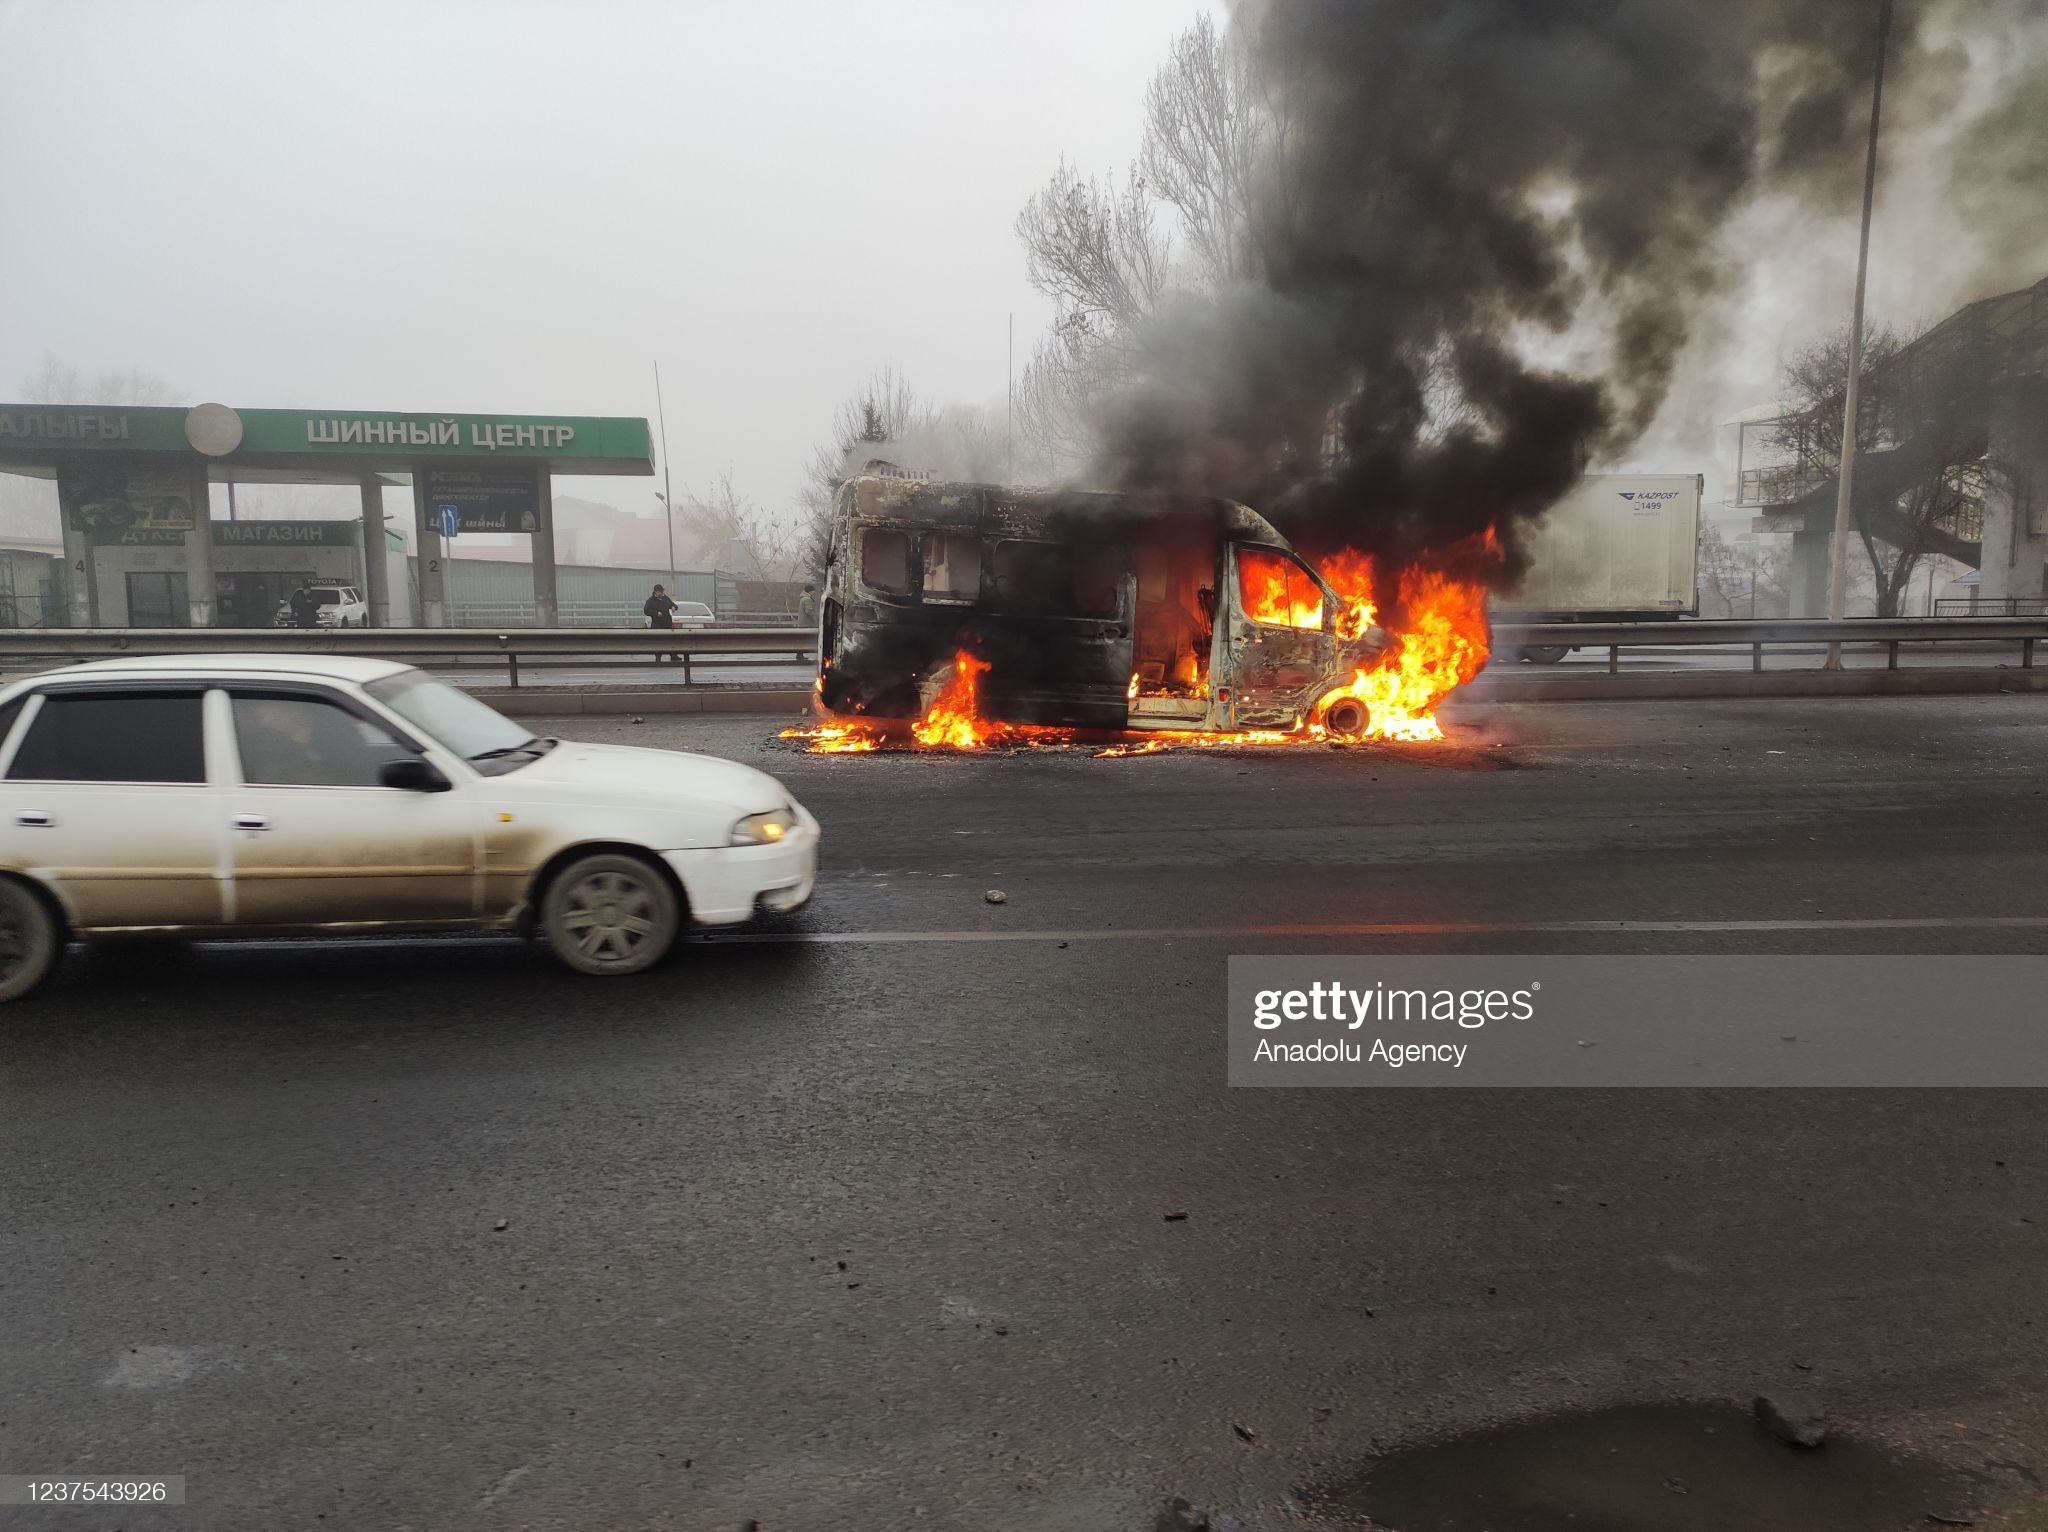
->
[[0, 656, 819, 999], [272, 585, 368, 628], [312, 585, 367, 627]]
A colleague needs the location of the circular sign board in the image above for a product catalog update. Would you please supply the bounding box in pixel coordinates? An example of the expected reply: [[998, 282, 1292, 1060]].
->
[[184, 402, 244, 457]]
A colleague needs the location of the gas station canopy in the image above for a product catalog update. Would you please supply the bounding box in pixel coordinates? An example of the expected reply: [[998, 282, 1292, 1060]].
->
[[0, 401, 656, 628]]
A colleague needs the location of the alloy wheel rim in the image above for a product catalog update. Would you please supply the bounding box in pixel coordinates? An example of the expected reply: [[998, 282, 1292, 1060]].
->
[[559, 870, 660, 965]]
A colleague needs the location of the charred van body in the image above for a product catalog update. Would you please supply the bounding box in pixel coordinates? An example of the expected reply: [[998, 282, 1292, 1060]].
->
[[814, 476, 1388, 734]]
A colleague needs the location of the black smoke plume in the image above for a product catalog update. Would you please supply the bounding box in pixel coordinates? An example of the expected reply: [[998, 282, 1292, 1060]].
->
[[1096, 0, 2017, 590]]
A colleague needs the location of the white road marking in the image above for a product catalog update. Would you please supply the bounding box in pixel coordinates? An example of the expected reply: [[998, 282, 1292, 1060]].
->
[[693, 916, 2048, 944], [213, 913, 2048, 960]]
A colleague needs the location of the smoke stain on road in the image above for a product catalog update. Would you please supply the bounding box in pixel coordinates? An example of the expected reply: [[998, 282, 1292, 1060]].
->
[[1313, 1403, 1979, 1532]]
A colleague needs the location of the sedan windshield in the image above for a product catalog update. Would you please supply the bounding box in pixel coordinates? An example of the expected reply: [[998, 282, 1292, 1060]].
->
[[365, 671, 554, 775]]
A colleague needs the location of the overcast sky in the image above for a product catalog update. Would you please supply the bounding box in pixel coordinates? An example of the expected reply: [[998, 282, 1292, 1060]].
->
[[2, 0, 2036, 531], [0, 0, 1215, 518]]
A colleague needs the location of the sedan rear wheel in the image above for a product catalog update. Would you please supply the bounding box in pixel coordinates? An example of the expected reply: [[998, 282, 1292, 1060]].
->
[[0, 878, 62, 1002], [541, 854, 681, 976]]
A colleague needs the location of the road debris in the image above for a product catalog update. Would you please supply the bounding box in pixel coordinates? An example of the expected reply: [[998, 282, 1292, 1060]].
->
[[1754, 1391, 1829, 1447], [984, 889, 1006, 904]]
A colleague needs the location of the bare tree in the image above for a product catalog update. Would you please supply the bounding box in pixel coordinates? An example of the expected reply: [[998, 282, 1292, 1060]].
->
[[1772, 321, 1991, 616], [1017, 160, 1174, 336], [1696, 520, 1790, 618], [22, 357, 183, 406], [797, 366, 935, 573], [0, 360, 187, 545], [678, 471, 803, 583], [1014, 15, 1273, 472], [1140, 12, 1265, 286], [1013, 164, 1174, 475]]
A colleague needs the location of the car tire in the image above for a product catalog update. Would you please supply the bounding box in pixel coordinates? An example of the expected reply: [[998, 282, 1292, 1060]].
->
[[1321, 697, 1369, 737], [0, 877, 63, 1002], [540, 853, 681, 977]]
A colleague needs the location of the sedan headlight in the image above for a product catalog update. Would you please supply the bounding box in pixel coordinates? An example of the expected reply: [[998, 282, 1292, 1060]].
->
[[731, 808, 797, 846]]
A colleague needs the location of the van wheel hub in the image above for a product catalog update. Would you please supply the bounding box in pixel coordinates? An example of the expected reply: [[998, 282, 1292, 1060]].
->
[[1324, 698, 1369, 737]]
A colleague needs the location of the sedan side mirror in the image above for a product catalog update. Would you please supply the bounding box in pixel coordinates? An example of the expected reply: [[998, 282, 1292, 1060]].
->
[[379, 757, 452, 792]]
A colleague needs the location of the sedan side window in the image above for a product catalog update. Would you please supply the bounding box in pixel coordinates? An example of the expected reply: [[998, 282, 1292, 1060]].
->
[[6, 691, 206, 783], [232, 694, 413, 788]]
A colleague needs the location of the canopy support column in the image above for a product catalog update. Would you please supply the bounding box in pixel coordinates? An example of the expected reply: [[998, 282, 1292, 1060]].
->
[[185, 461, 216, 627], [411, 475, 448, 627], [359, 475, 390, 628], [532, 472, 559, 627]]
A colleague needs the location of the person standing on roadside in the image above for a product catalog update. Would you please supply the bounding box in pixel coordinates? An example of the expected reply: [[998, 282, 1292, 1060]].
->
[[288, 581, 320, 629], [797, 582, 817, 625], [644, 583, 678, 664]]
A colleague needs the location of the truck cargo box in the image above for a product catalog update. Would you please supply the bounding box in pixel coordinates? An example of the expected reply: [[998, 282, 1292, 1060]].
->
[[1498, 473, 1702, 621]]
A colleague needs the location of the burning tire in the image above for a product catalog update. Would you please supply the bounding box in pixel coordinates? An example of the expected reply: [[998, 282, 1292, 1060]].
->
[[1321, 697, 1369, 738]]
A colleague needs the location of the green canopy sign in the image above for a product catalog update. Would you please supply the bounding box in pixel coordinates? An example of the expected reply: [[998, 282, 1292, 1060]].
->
[[0, 403, 653, 476], [248, 409, 648, 465]]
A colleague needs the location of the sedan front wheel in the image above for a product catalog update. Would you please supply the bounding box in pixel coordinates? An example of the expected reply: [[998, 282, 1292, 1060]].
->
[[0, 878, 62, 1002], [540, 853, 681, 976]]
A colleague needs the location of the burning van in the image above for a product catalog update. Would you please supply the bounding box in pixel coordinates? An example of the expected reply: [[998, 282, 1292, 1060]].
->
[[813, 474, 1391, 736]]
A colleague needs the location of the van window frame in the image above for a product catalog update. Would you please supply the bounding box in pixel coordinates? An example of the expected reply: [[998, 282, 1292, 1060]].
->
[[859, 527, 916, 597], [1233, 543, 1332, 633]]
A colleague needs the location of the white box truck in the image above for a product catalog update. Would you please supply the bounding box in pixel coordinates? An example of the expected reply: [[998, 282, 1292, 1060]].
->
[[1496, 473, 1701, 660]]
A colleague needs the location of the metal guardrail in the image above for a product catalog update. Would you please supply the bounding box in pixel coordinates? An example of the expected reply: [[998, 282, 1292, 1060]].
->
[[1933, 597, 2048, 618], [1494, 615, 2048, 674], [447, 600, 683, 628], [0, 627, 817, 689], [0, 616, 2037, 690], [443, 602, 809, 629]]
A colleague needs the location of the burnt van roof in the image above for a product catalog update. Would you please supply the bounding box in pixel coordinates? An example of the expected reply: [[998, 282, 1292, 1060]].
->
[[843, 475, 1296, 552]]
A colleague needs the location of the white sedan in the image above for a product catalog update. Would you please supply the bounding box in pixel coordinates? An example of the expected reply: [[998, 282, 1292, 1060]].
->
[[0, 655, 818, 999]]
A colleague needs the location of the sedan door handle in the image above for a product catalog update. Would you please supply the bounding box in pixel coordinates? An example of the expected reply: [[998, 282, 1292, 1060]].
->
[[14, 810, 53, 828], [233, 814, 272, 832]]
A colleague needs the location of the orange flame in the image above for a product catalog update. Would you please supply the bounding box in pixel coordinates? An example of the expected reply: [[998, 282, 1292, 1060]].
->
[[1316, 535, 1495, 743], [911, 652, 992, 749], [790, 722, 878, 753], [1237, 547, 1326, 630]]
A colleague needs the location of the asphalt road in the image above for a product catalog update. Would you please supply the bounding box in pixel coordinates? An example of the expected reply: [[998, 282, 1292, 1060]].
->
[[4, 695, 2048, 1531]]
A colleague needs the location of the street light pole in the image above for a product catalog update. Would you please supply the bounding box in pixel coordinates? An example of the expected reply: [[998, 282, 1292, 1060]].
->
[[654, 360, 677, 590], [1824, 0, 1895, 668]]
